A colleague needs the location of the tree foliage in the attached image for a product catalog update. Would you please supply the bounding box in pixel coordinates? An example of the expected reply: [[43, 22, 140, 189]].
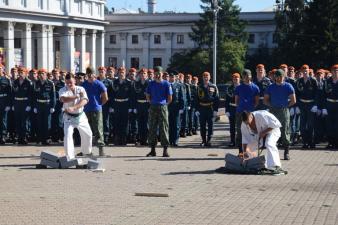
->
[[168, 0, 247, 83]]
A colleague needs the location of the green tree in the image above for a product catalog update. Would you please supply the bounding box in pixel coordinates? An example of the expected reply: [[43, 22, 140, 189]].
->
[[168, 0, 247, 83]]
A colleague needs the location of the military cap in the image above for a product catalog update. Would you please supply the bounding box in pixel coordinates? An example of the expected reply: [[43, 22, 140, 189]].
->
[[279, 64, 288, 69], [75, 72, 86, 78], [52, 68, 60, 73], [166, 69, 178, 76], [107, 66, 115, 71], [30, 69, 38, 73], [274, 69, 285, 77], [202, 72, 211, 77], [232, 73, 240, 78], [139, 68, 148, 73], [288, 66, 295, 70], [129, 68, 137, 73], [154, 66, 163, 73], [38, 68, 47, 74], [316, 69, 325, 74], [148, 69, 154, 73], [192, 76, 198, 81], [331, 64, 338, 70], [118, 67, 126, 72], [17, 67, 26, 72], [186, 74, 192, 79], [98, 66, 106, 71], [11, 67, 18, 72], [301, 64, 309, 70], [256, 64, 265, 69]]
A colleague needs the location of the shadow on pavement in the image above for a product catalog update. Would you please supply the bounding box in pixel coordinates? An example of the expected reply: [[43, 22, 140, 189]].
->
[[163, 169, 216, 175], [126, 157, 225, 162]]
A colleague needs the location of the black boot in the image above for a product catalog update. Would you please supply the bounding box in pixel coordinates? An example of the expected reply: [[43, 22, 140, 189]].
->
[[99, 146, 105, 157], [200, 136, 206, 146], [163, 146, 170, 157], [205, 137, 212, 147], [284, 146, 290, 160], [146, 146, 156, 157]]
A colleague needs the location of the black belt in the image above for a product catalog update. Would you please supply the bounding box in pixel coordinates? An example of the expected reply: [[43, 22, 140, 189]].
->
[[65, 112, 82, 118]]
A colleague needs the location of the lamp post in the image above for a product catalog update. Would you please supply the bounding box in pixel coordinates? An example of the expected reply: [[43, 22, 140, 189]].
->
[[212, 0, 219, 85]]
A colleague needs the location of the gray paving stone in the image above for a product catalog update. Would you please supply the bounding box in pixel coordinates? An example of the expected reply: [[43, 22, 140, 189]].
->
[[40, 151, 60, 163], [40, 158, 60, 169]]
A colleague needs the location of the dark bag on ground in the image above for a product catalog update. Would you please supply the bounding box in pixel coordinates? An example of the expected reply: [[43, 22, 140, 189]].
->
[[224, 153, 266, 174]]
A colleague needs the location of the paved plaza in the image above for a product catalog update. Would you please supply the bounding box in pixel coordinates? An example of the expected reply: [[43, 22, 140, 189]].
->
[[0, 119, 337, 225]]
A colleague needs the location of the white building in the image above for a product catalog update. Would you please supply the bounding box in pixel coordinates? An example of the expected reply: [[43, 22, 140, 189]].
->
[[105, 2, 277, 69], [0, 0, 106, 73]]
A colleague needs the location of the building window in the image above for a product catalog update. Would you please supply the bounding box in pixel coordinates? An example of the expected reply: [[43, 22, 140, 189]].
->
[[38, 0, 43, 9], [14, 38, 21, 49], [21, 0, 26, 7], [154, 35, 161, 44], [153, 58, 162, 67], [108, 57, 117, 67], [131, 57, 140, 69], [248, 33, 255, 44], [177, 35, 184, 44], [272, 33, 278, 43], [1, 0, 8, 6], [96, 3, 101, 16], [73, 0, 81, 13], [131, 35, 138, 44], [110, 35, 116, 44], [55, 40, 60, 51], [0, 37, 4, 47], [87, 1, 92, 15]]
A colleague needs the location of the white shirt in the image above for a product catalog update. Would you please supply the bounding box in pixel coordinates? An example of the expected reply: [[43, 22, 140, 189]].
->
[[241, 110, 281, 145], [59, 86, 88, 114]]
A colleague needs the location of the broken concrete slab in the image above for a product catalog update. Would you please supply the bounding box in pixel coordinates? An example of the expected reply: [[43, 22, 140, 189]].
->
[[40, 151, 60, 163], [87, 159, 101, 169], [40, 158, 60, 169]]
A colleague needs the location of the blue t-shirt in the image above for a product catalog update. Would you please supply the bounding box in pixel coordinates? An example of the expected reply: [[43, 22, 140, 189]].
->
[[146, 80, 173, 105], [82, 79, 107, 112], [234, 83, 260, 113], [265, 82, 295, 108]]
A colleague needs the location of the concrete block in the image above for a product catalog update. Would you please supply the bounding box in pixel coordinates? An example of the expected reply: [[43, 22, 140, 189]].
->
[[40, 151, 60, 163], [59, 156, 78, 169], [87, 159, 101, 169], [40, 158, 60, 169]]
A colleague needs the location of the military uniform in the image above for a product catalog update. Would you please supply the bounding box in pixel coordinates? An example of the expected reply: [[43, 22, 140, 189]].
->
[[168, 81, 184, 146], [33, 79, 56, 144], [314, 77, 326, 144], [127, 79, 138, 143], [0, 75, 12, 144], [13, 77, 33, 144], [111, 78, 132, 145], [323, 76, 338, 149], [253, 76, 271, 110], [285, 77, 300, 144], [296, 76, 319, 148], [225, 83, 237, 146], [188, 83, 198, 135], [179, 81, 191, 137], [132, 79, 150, 145], [195, 82, 219, 146], [51, 79, 65, 142], [98, 77, 113, 144]]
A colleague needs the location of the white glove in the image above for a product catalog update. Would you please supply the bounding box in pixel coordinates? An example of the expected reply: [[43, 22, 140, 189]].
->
[[289, 108, 295, 116], [33, 108, 38, 114], [11, 106, 14, 111], [225, 112, 230, 117], [133, 109, 137, 114], [25, 106, 31, 112], [322, 109, 328, 116], [316, 109, 321, 116], [311, 105, 318, 113], [128, 109, 133, 113], [4, 106, 10, 112], [109, 108, 114, 113], [195, 111, 200, 117], [187, 106, 191, 110], [50, 108, 55, 114], [213, 111, 218, 117], [179, 109, 184, 114], [295, 107, 301, 115]]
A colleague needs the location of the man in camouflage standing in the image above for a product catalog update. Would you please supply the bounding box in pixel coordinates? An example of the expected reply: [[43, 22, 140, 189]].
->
[[146, 66, 172, 157]]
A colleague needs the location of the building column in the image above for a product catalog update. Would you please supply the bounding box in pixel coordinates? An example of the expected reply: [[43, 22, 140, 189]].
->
[[120, 32, 127, 68], [47, 25, 54, 71], [142, 32, 150, 68], [37, 24, 48, 69], [79, 29, 86, 73], [22, 23, 32, 70], [60, 27, 75, 72], [164, 32, 173, 70], [88, 30, 96, 71], [4, 21, 15, 73], [96, 31, 104, 69]]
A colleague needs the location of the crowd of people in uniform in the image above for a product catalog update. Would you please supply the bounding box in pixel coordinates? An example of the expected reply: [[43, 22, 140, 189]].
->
[[0, 63, 337, 159], [225, 64, 338, 162]]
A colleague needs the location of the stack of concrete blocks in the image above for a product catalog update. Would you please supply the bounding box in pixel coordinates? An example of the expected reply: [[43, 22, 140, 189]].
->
[[38, 150, 102, 170]]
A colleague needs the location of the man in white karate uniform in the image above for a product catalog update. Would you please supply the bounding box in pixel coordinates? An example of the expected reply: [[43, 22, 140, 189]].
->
[[240, 110, 282, 171], [59, 73, 93, 159]]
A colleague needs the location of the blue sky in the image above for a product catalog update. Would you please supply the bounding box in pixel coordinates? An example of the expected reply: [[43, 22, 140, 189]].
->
[[106, 0, 276, 13]]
